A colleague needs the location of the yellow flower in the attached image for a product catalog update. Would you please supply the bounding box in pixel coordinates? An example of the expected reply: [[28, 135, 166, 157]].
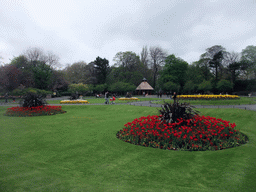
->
[[60, 100, 89, 104]]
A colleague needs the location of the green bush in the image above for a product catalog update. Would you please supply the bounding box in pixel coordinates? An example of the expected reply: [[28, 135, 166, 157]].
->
[[217, 80, 233, 93], [11, 89, 23, 96], [163, 82, 180, 93], [198, 80, 212, 93], [68, 83, 89, 95], [94, 84, 108, 93], [59, 91, 72, 96], [109, 82, 136, 95], [10, 88, 51, 97], [183, 80, 197, 94]]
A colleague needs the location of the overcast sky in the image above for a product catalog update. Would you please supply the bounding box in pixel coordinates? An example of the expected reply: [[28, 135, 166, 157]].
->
[[1, 0, 256, 68]]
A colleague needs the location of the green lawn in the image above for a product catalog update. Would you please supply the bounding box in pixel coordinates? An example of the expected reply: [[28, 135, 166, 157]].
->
[[0, 105, 255, 191], [153, 96, 256, 105]]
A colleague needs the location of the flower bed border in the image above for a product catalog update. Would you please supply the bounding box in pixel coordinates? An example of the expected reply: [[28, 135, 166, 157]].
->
[[4, 105, 66, 117], [60, 100, 89, 104], [177, 95, 240, 100], [116, 114, 248, 151], [118, 97, 139, 101]]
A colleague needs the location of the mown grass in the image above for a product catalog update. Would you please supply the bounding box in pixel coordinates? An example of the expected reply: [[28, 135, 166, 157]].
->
[[152, 96, 256, 105], [0, 105, 255, 191]]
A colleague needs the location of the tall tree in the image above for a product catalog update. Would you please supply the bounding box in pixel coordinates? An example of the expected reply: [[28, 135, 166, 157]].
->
[[24, 47, 45, 63], [187, 61, 207, 84], [149, 46, 167, 89], [0, 65, 22, 92], [224, 52, 241, 85], [86, 62, 97, 85], [10, 55, 34, 87], [200, 45, 226, 82], [140, 46, 149, 67], [194, 59, 212, 81], [93, 56, 110, 85], [64, 61, 89, 84], [113, 51, 143, 85], [209, 50, 224, 82], [49, 70, 69, 91], [140, 46, 153, 85], [159, 54, 188, 91], [32, 61, 53, 90], [45, 51, 60, 68], [23, 47, 60, 68], [7, 48, 60, 91], [113, 51, 140, 70], [241, 45, 256, 79]]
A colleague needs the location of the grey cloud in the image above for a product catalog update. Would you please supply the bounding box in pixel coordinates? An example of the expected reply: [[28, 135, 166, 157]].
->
[[1, 0, 256, 66]]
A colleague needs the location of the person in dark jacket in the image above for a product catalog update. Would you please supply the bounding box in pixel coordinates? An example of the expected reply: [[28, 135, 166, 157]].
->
[[4, 92, 8, 103], [173, 92, 177, 103], [105, 91, 109, 104]]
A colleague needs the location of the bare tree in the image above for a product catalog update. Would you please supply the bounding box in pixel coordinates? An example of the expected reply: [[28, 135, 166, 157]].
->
[[149, 46, 167, 89], [224, 51, 240, 65], [0, 54, 3, 65], [45, 51, 60, 68], [140, 46, 149, 67], [224, 52, 241, 84], [23, 47, 59, 68], [24, 47, 45, 62]]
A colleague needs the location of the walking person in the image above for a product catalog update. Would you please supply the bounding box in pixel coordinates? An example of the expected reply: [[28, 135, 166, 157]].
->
[[173, 92, 177, 103], [105, 91, 109, 104], [4, 92, 8, 103]]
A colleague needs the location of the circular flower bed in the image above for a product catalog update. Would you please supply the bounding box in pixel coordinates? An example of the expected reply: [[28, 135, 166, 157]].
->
[[118, 97, 139, 101], [116, 115, 248, 151], [4, 105, 66, 117], [60, 100, 89, 104]]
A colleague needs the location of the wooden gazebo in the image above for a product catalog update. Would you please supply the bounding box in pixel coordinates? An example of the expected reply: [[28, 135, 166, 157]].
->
[[136, 78, 154, 95]]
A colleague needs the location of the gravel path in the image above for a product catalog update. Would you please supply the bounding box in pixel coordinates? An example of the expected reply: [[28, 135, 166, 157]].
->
[[126, 101, 256, 111]]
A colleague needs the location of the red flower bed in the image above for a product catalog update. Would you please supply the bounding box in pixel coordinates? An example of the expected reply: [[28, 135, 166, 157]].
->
[[116, 115, 248, 151], [5, 105, 66, 117]]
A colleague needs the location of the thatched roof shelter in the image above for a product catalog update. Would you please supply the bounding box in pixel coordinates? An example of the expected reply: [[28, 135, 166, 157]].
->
[[136, 78, 154, 95]]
